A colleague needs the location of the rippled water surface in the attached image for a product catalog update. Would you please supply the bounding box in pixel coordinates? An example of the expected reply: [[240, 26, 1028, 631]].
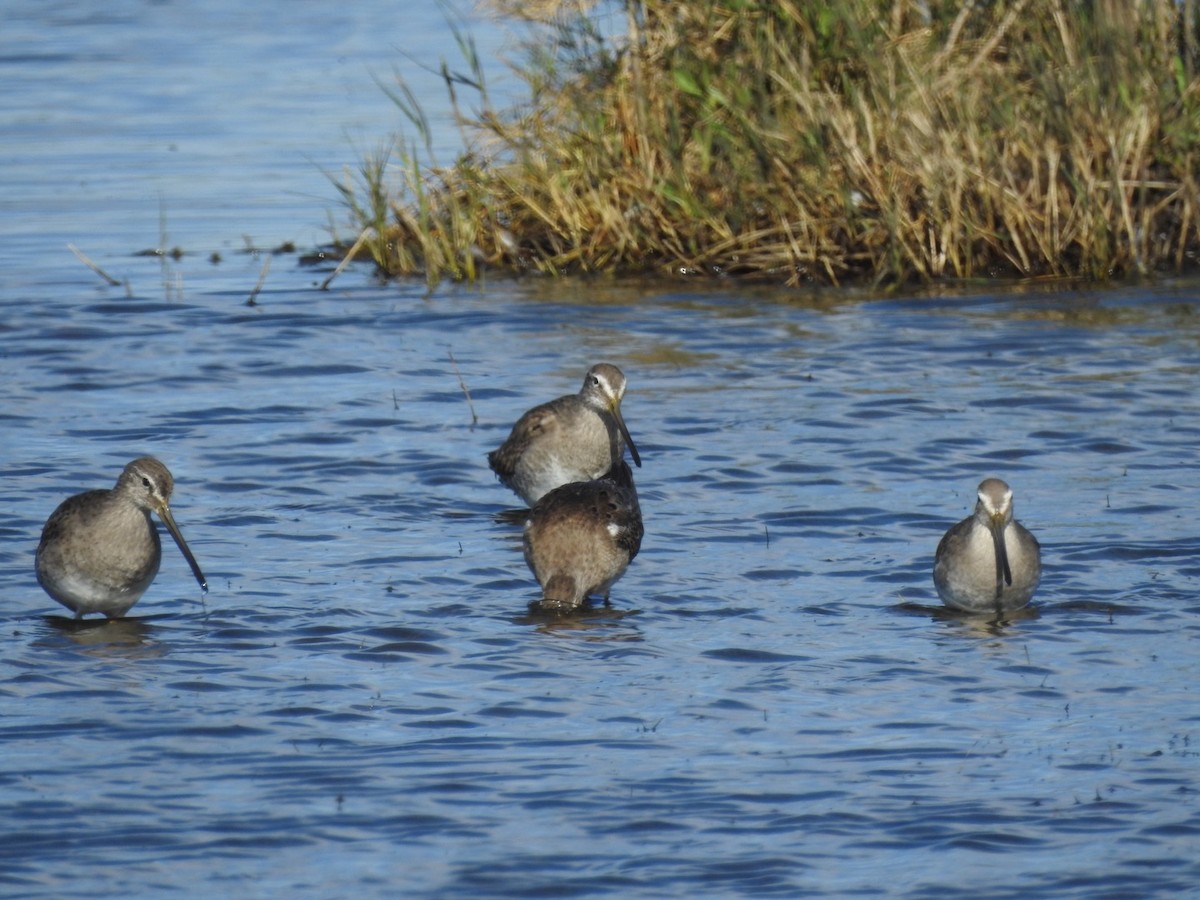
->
[[3, 2, 1200, 897]]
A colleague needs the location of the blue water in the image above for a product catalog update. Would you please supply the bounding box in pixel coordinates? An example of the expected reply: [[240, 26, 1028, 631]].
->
[[2, 2, 1199, 897]]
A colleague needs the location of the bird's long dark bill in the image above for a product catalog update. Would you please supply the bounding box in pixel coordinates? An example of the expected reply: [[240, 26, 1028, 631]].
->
[[159, 506, 209, 594], [613, 407, 642, 467], [990, 518, 1013, 589]]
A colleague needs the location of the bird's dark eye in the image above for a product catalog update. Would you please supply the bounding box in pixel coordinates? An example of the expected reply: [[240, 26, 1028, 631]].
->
[[590, 376, 600, 386], [142, 477, 152, 489]]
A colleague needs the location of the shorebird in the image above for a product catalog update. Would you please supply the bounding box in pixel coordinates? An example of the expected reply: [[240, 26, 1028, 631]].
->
[[35, 457, 208, 619], [523, 459, 643, 610], [933, 478, 1041, 614], [489, 363, 641, 507]]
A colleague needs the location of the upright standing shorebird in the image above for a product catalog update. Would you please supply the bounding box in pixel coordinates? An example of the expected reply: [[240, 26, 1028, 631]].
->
[[933, 478, 1041, 615], [35, 457, 208, 619], [523, 459, 644, 610], [488, 363, 641, 507]]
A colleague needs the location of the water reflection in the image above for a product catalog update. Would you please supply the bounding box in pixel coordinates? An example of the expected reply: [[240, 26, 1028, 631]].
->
[[518, 602, 644, 640], [38, 614, 164, 658], [492, 508, 529, 526], [932, 603, 1040, 638]]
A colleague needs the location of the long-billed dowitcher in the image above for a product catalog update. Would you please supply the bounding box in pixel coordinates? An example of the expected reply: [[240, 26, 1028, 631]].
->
[[523, 459, 643, 610], [933, 478, 1041, 614], [35, 457, 208, 619], [489, 363, 642, 506]]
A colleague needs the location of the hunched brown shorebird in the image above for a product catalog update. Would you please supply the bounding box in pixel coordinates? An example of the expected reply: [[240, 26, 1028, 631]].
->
[[933, 477, 1041, 615], [35, 457, 208, 619], [522, 459, 643, 610], [488, 363, 641, 507]]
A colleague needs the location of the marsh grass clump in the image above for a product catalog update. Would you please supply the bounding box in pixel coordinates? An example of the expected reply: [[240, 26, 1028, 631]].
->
[[342, 0, 1200, 286]]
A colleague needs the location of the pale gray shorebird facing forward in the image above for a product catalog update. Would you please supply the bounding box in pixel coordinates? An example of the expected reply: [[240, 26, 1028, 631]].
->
[[35, 458, 208, 619], [488, 363, 641, 506], [523, 460, 643, 610], [933, 478, 1041, 615]]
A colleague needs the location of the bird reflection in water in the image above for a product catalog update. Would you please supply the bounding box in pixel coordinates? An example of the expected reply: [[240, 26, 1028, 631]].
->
[[41, 614, 164, 658], [517, 603, 644, 640]]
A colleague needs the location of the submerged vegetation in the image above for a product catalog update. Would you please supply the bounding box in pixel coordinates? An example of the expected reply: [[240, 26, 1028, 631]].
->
[[337, 0, 1200, 286]]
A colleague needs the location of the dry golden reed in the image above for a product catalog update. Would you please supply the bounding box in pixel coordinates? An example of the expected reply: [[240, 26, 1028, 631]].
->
[[338, 0, 1200, 286]]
